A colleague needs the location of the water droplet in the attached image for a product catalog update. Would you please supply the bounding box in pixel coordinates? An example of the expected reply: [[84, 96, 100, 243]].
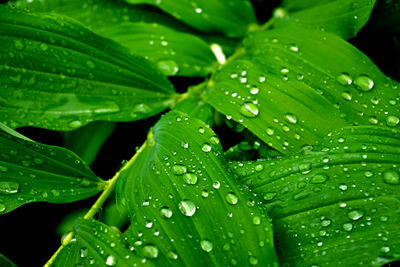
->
[[339, 183, 348, 191], [252, 216, 261, 225], [284, 113, 297, 124], [80, 248, 88, 258], [226, 193, 238, 205], [0, 203, 5, 213], [368, 116, 378, 125], [14, 40, 25, 51], [337, 73, 352, 85], [348, 209, 364, 220], [341, 91, 352, 101], [178, 200, 196, 217], [105, 255, 117, 266], [34, 158, 44, 164], [354, 75, 374, 91], [200, 239, 213, 252], [143, 245, 159, 259], [289, 44, 299, 52], [172, 164, 187, 175], [86, 60, 96, 69], [380, 246, 390, 253], [160, 206, 173, 218], [386, 115, 400, 127], [167, 251, 178, 260], [0, 179, 19, 194], [183, 173, 198, 185], [280, 67, 289, 74], [310, 173, 329, 184], [249, 256, 258, 265], [69, 120, 83, 129], [202, 143, 212, 152], [212, 181, 220, 189], [321, 219, 331, 227], [342, 222, 353, 231], [201, 190, 209, 198], [255, 164, 264, 172], [240, 102, 259, 118], [264, 192, 276, 201], [299, 162, 311, 174], [250, 86, 259, 95], [40, 43, 48, 51], [157, 60, 179, 76], [266, 127, 274, 135], [383, 170, 399, 185], [209, 136, 220, 145]]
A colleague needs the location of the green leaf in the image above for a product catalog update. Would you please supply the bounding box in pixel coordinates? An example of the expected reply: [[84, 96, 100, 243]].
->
[[10, 0, 217, 77], [276, 0, 376, 39], [0, 6, 175, 131], [63, 121, 116, 166], [0, 253, 17, 267], [203, 26, 400, 154], [230, 126, 400, 266], [173, 96, 214, 126], [55, 218, 150, 266], [124, 0, 256, 38], [116, 111, 279, 266], [101, 23, 216, 77], [0, 123, 103, 214]]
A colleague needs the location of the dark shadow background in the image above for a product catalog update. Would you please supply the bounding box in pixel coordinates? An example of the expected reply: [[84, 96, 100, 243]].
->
[[0, 0, 399, 266]]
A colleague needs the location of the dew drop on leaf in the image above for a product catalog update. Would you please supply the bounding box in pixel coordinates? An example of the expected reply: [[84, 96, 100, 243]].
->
[[157, 60, 179, 76], [143, 245, 159, 259], [383, 170, 399, 185], [354, 75, 374, 91], [167, 251, 178, 260], [343, 222, 353, 231], [178, 200, 196, 217], [0, 179, 20, 194], [86, 60, 96, 69], [226, 192, 238, 205], [386, 115, 400, 127], [348, 209, 365, 220], [337, 73, 352, 85], [240, 102, 259, 118], [160, 206, 173, 218], [183, 173, 198, 185], [172, 164, 187, 175], [200, 239, 213, 252], [310, 173, 329, 184], [202, 143, 212, 152], [105, 255, 117, 266]]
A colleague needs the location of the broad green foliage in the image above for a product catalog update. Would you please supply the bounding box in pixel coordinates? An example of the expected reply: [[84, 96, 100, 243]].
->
[[230, 126, 400, 266], [0, 123, 103, 214], [116, 111, 279, 266], [55, 218, 150, 266], [277, 0, 376, 39], [204, 26, 400, 154], [125, 0, 256, 38], [9, 0, 217, 77], [0, 6, 175, 131], [1, 0, 400, 266]]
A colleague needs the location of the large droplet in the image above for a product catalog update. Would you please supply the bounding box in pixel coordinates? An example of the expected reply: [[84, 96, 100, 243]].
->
[[143, 244, 159, 259], [105, 255, 117, 266], [225, 192, 238, 205], [200, 239, 213, 252], [240, 102, 259, 118], [337, 73, 352, 85], [0, 202, 5, 213], [157, 60, 179, 76], [383, 170, 399, 185], [178, 200, 196, 217], [172, 164, 187, 175], [348, 209, 364, 221], [310, 173, 329, 184], [342, 222, 353, 231], [202, 143, 212, 152], [386, 115, 400, 127], [284, 113, 297, 124], [183, 173, 198, 185], [160, 206, 173, 218], [354, 75, 374, 91], [0, 179, 19, 195]]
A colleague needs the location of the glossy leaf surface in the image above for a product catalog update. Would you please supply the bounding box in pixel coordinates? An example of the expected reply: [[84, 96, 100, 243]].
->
[[11, 0, 216, 77], [116, 111, 279, 266], [204, 26, 400, 154], [55, 218, 150, 266], [230, 126, 400, 266], [276, 0, 376, 39], [173, 96, 214, 126], [125, 0, 256, 38], [0, 6, 175, 131], [0, 123, 103, 214]]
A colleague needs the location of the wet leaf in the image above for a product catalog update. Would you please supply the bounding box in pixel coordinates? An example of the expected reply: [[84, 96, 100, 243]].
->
[[124, 0, 256, 38], [10, 0, 217, 77], [276, 0, 376, 39], [0, 6, 175, 131], [203, 26, 400, 154], [0, 123, 103, 214], [116, 111, 279, 266], [173, 96, 214, 126], [55, 218, 150, 266], [230, 126, 400, 266]]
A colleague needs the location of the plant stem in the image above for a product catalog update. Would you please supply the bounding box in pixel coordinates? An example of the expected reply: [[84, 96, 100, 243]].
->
[[43, 141, 148, 267]]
